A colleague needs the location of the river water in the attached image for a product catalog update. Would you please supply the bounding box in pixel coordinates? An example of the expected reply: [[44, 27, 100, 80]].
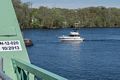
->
[[23, 28, 120, 80]]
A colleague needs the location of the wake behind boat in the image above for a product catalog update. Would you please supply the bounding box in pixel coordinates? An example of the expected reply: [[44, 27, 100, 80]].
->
[[59, 31, 84, 41]]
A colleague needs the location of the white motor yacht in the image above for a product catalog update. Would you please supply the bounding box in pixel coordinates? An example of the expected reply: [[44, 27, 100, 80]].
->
[[59, 31, 84, 41]]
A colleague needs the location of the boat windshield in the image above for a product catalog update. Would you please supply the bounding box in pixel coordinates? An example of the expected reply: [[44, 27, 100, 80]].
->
[[69, 34, 80, 37], [69, 32, 80, 37]]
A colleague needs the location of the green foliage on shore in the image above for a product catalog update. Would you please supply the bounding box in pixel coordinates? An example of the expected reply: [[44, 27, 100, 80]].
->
[[12, 0, 120, 29]]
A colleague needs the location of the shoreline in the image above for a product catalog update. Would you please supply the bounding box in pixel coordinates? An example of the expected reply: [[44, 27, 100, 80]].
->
[[21, 27, 120, 30]]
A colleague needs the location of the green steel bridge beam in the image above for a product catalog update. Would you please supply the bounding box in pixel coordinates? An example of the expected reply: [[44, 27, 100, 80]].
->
[[0, 0, 68, 79], [0, 70, 12, 80]]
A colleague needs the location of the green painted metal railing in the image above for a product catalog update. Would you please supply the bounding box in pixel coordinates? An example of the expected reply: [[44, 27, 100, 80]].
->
[[12, 59, 68, 80]]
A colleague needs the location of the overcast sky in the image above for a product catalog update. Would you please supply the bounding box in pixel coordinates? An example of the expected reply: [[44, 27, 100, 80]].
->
[[21, 0, 120, 9]]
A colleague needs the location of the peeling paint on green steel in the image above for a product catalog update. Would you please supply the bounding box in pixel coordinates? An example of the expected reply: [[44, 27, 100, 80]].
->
[[0, 0, 30, 79], [12, 59, 68, 80]]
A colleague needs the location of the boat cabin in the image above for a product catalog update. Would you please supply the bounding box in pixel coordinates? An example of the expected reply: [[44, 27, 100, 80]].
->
[[69, 32, 80, 37]]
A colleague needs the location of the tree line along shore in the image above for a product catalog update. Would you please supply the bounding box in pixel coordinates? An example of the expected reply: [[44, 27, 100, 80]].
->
[[12, 0, 120, 29]]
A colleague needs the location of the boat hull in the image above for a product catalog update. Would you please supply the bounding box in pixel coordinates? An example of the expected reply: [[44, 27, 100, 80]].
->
[[59, 36, 84, 41]]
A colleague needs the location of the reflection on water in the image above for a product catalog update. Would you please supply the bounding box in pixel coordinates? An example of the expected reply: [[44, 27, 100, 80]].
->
[[60, 40, 83, 44]]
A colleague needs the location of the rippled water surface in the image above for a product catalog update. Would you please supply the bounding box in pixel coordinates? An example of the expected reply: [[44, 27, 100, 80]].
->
[[23, 28, 120, 80]]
